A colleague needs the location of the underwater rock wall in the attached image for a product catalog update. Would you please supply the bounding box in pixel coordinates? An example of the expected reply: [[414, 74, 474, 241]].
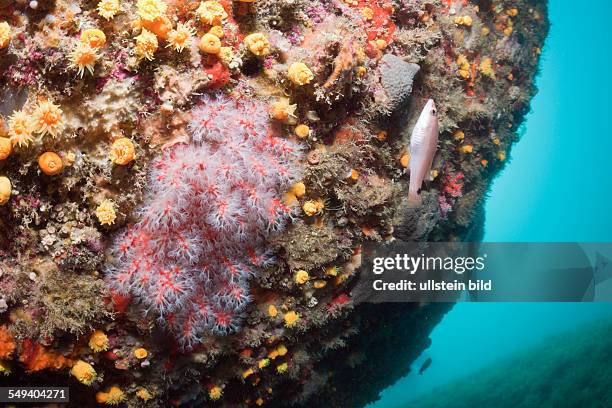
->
[[0, 0, 548, 406]]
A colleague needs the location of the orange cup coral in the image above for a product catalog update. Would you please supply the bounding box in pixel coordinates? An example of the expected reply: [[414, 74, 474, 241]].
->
[[294, 124, 309, 138], [70, 44, 98, 77], [0, 326, 15, 359], [97, 0, 121, 20], [283, 311, 299, 327], [167, 22, 195, 52], [0, 22, 10, 49], [38, 152, 63, 175], [109, 138, 136, 165], [0, 176, 11, 205], [135, 29, 158, 61], [88, 330, 110, 352], [288, 62, 314, 86], [96, 200, 117, 225], [8, 111, 34, 148], [196, 1, 228, 26], [96, 386, 125, 405], [32, 101, 64, 138], [209, 386, 223, 400], [199, 33, 221, 54], [80, 28, 107, 48], [244, 33, 270, 57], [134, 348, 148, 359], [0, 137, 12, 160], [70, 360, 97, 386]]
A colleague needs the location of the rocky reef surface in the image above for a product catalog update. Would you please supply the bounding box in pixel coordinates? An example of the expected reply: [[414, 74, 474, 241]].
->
[[0, 0, 548, 406]]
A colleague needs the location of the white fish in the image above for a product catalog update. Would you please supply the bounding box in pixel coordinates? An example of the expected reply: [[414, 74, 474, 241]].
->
[[408, 99, 439, 205]]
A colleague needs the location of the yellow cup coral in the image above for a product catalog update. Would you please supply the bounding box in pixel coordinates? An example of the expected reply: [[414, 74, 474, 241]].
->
[[139, 15, 172, 40], [507, 8, 519, 17], [362, 7, 374, 20], [294, 124, 309, 139], [258, 358, 270, 369], [167, 22, 195, 52], [290, 181, 306, 198], [313, 280, 327, 289], [218, 46, 233, 65], [269, 100, 296, 122], [0, 22, 10, 49], [70, 360, 97, 386], [98, 0, 121, 20], [70, 44, 98, 77], [81, 29, 106, 48], [199, 33, 221, 54], [302, 200, 317, 216], [479, 57, 496, 79], [32, 100, 64, 138], [208, 25, 224, 38], [8, 111, 34, 148], [276, 362, 288, 374], [209, 386, 223, 400], [454, 15, 473, 27], [325, 265, 338, 276], [137, 0, 167, 21], [38, 152, 63, 176], [456, 54, 470, 79], [302, 199, 324, 216], [276, 344, 287, 356], [135, 29, 158, 61], [0, 360, 11, 375], [294, 270, 309, 285], [96, 386, 125, 405], [196, 1, 228, 25], [136, 388, 153, 401], [134, 347, 148, 359], [244, 33, 270, 57], [109, 137, 136, 165], [283, 311, 299, 328], [106, 387, 126, 404], [89, 330, 109, 352], [0, 176, 11, 205], [288, 62, 314, 86], [267, 304, 278, 317], [375, 39, 387, 50], [96, 200, 116, 225], [0, 137, 11, 160]]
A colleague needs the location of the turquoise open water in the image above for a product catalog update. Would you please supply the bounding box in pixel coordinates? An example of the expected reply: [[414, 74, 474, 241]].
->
[[369, 1, 612, 407]]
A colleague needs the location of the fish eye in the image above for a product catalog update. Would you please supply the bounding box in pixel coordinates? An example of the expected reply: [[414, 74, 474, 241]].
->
[[432, 109, 436, 115]]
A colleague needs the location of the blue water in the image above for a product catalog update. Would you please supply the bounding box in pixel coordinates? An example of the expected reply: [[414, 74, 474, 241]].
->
[[370, 1, 612, 407]]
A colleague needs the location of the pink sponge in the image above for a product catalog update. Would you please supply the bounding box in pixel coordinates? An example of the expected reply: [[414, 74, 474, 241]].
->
[[106, 95, 302, 348]]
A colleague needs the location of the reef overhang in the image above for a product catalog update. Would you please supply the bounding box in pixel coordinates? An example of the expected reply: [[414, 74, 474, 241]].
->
[[0, 0, 548, 406]]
